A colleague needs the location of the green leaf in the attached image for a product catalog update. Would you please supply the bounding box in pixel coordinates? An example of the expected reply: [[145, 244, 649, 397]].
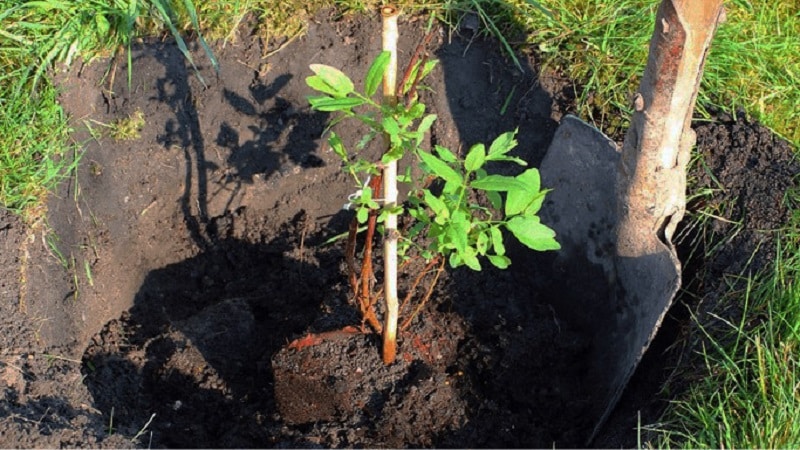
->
[[433, 145, 458, 163], [487, 129, 519, 158], [357, 207, 369, 224], [306, 76, 342, 97], [464, 143, 486, 172], [397, 166, 413, 183], [408, 221, 428, 239], [449, 251, 462, 269], [419, 59, 439, 80], [328, 132, 347, 161], [442, 179, 461, 195], [354, 114, 380, 130], [407, 102, 426, 119], [462, 247, 482, 271], [523, 191, 548, 217], [505, 216, 561, 251], [517, 168, 541, 191], [476, 230, 489, 255], [486, 191, 503, 210], [448, 210, 470, 255], [487, 254, 511, 269], [506, 168, 541, 216], [470, 174, 529, 192], [381, 146, 405, 164], [490, 226, 506, 256], [383, 116, 400, 136], [308, 96, 365, 112], [408, 206, 431, 224], [356, 130, 377, 151], [424, 190, 449, 222], [364, 51, 391, 97], [490, 155, 528, 166], [95, 14, 110, 38], [418, 151, 463, 186], [309, 64, 355, 97], [378, 205, 404, 223], [416, 114, 437, 145]]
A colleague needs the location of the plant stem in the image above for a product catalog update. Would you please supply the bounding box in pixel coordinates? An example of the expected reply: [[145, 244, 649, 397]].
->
[[381, 4, 400, 365], [359, 175, 384, 334]]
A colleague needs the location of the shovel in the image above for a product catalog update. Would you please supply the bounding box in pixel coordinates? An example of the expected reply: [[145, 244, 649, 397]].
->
[[537, 0, 725, 442]]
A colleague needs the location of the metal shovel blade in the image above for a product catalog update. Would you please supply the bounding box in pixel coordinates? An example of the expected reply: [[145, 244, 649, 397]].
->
[[539, 115, 681, 442]]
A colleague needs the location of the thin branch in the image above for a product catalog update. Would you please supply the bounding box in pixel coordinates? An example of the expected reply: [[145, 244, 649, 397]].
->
[[401, 257, 445, 331]]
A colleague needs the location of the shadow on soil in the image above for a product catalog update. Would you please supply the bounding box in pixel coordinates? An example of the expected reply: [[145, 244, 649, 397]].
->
[[83, 232, 334, 447], [81, 45, 345, 447]]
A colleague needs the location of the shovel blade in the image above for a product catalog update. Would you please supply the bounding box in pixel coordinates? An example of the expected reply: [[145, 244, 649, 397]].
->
[[538, 115, 680, 443]]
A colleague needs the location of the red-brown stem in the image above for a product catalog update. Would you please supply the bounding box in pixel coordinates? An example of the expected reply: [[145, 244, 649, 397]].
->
[[397, 29, 435, 99], [359, 174, 384, 334], [406, 53, 428, 106]]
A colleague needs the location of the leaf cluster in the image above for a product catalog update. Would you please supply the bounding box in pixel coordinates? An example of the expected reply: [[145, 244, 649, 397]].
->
[[306, 52, 559, 271]]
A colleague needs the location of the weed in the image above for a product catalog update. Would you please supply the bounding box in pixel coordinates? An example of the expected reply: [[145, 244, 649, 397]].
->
[[110, 110, 146, 140]]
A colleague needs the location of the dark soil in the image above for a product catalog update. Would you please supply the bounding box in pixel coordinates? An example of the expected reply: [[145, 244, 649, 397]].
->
[[1, 9, 797, 448]]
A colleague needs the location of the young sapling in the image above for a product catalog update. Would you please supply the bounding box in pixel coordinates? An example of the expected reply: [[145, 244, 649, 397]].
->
[[306, 8, 560, 364]]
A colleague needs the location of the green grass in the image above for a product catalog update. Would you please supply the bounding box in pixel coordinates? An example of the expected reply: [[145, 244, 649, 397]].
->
[[467, 0, 800, 147], [0, 81, 75, 220], [644, 179, 800, 448], [652, 235, 800, 448]]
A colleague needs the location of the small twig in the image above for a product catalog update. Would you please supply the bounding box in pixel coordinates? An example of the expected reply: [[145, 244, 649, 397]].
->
[[298, 213, 309, 266], [140, 199, 157, 216], [263, 29, 303, 59], [131, 413, 157, 444], [398, 256, 439, 315], [105, 49, 119, 98], [401, 257, 445, 331], [41, 353, 82, 364]]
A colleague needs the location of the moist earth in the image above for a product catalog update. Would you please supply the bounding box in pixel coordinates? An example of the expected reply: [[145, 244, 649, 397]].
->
[[1, 9, 797, 448]]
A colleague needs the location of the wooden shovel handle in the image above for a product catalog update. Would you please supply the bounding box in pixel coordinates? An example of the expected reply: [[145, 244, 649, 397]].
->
[[616, 0, 725, 257]]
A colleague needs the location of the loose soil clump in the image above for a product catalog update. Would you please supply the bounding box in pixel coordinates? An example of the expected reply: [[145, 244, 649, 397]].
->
[[0, 9, 796, 448]]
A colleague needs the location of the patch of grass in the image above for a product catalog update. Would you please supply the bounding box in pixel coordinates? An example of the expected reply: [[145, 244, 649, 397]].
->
[[463, 0, 800, 148], [652, 240, 800, 448], [0, 0, 220, 220], [649, 166, 800, 447], [0, 81, 76, 220]]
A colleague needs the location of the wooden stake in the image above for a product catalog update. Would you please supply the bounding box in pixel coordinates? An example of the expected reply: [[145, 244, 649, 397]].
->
[[381, 4, 400, 365]]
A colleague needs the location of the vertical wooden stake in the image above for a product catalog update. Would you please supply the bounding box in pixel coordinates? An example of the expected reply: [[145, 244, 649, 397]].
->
[[381, 4, 400, 365]]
